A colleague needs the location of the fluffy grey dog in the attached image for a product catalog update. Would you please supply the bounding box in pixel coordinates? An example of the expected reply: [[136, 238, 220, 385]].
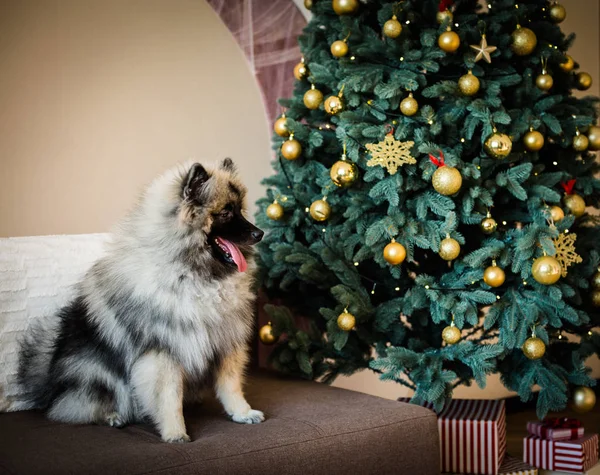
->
[[16, 159, 265, 442]]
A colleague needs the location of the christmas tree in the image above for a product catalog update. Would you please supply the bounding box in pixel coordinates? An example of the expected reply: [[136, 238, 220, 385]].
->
[[255, 0, 600, 418]]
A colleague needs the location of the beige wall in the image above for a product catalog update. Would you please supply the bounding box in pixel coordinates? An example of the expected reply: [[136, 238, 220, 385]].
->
[[0, 0, 272, 237]]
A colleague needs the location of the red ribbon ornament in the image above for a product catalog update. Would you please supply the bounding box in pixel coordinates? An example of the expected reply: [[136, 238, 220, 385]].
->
[[429, 150, 446, 167], [561, 179, 576, 195], [439, 0, 453, 12], [541, 417, 582, 440]]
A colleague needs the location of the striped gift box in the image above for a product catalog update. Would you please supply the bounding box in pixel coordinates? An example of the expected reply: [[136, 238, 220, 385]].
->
[[527, 421, 584, 441], [399, 398, 506, 474], [524, 434, 599, 473], [499, 455, 538, 475]]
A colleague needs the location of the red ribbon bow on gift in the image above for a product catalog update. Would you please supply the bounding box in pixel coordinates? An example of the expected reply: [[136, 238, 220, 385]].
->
[[541, 417, 582, 439], [429, 150, 446, 167]]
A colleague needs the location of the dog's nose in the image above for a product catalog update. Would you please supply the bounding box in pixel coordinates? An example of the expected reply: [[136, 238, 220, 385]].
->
[[251, 229, 264, 243]]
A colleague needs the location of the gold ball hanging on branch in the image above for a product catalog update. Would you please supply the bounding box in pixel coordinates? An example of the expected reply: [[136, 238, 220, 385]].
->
[[259, 322, 278, 345], [293, 59, 308, 81], [563, 193, 586, 217], [572, 386, 596, 414], [549, 205, 565, 222], [281, 135, 302, 160], [273, 115, 289, 137], [330, 40, 349, 58], [400, 93, 419, 116], [523, 129, 545, 151], [436, 9, 453, 24], [383, 239, 406, 265], [458, 71, 480, 96], [442, 323, 461, 345], [586, 125, 600, 151], [266, 201, 284, 220], [480, 215, 498, 234], [332, 0, 358, 15], [432, 166, 462, 196], [532, 255, 562, 285], [337, 309, 356, 331], [438, 29, 460, 53], [439, 236, 461, 261], [304, 0, 313, 9], [536, 72, 554, 91], [549, 2, 567, 23], [484, 131, 513, 159], [484, 264, 506, 288], [309, 198, 331, 222], [383, 15, 402, 38], [591, 289, 600, 307], [324, 94, 344, 115], [523, 336, 546, 360], [591, 271, 600, 289], [576, 72, 593, 91], [572, 132, 589, 152], [559, 55, 574, 72], [511, 26, 537, 56], [303, 85, 324, 110], [330, 158, 358, 188]]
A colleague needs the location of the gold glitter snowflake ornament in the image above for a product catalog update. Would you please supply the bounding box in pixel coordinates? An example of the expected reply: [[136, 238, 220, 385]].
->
[[553, 232, 582, 277], [366, 134, 416, 175]]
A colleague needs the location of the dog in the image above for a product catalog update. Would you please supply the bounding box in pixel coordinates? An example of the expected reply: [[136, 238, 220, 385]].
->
[[15, 159, 265, 442]]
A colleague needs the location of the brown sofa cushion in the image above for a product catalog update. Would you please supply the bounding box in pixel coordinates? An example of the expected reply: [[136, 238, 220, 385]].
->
[[0, 372, 440, 475]]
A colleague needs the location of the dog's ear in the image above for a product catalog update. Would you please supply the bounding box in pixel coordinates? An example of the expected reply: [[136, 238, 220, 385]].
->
[[183, 163, 209, 200], [220, 157, 237, 173]]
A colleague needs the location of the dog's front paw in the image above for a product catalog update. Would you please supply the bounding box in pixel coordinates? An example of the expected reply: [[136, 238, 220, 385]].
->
[[105, 412, 126, 428], [162, 433, 191, 443], [231, 409, 265, 424]]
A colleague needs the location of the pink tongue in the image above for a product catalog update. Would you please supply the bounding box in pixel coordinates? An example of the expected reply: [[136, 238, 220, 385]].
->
[[217, 237, 247, 272]]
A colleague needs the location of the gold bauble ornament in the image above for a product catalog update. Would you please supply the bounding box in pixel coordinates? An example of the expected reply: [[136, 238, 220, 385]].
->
[[274, 116, 289, 137], [332, 0, 358, 15], [532, 255, 562, 285], [309, 198, 331, 222], [432, 166, 462, 196], [383, 15, 402, 38], [586, 125, 600, 151], [511, 26, 537, 56], [383, 239, 406, 265], [549, 205, 564, 222], [293, 60, 308, 81], [304, 0, 313, 9], [549, 2, 567, 23], [324, 95, 344, 115], [458, 71, 480, 96], [480, 216, 498, 234], [522, 336, 546, 360], [592, 289, 600, 307], [559, 55, 574, 72], [523, 129, 544, 151], [337, 309, 356, 331], [484, 264, 506, 288], [281, 136, 302, 160], [439, 236, 460, 261], [484, 131, 513, 159], [442, 323, 461, 345], [536, 73, 553, 91], [576, 72, 593, 91], [591, 271, 600, 289], [563, 193, 586, 217], [304, 85, 323, 110], [331, 40, 349, 58], [266, 201, 284, 220], [330, 159, 358, 188], [436, 9, 453, 24], [572, 386, 596, 414], [400, 93, 419, 116], [259, 322, 278, 345], [572, 132, 589, 152], [438, 29, 460, 53]]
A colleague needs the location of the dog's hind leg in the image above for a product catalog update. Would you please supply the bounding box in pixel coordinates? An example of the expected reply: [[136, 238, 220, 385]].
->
[[131, 351, 189, 443], [214, 347, 264, 424]]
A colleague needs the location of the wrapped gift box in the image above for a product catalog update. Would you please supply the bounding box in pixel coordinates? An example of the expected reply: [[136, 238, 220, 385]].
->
[[540, 461, 600, 474], [528, 418, 585, 441], [524, 434, 599, 473], [399, 398, 506, 474], [499, 455, 538, 475]]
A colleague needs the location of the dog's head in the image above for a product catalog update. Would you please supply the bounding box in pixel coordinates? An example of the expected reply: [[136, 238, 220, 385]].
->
[[177, 159, 263, 275]]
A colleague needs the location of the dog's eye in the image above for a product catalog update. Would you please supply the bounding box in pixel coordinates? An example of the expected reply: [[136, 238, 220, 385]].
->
[[219, 208, 232, 220]]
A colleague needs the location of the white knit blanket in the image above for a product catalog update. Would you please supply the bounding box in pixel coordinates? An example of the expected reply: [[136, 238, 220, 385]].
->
[[0, 234, 109, 406]]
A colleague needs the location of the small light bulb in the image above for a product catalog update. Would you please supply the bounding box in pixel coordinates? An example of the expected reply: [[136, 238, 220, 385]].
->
[[405, 20, 410, 25], [589, 331, 593, 336], [502, 221, 507, 225], [428, 119, 434, 125], [454, 23, 459, 27], [558, 334, 563, 339], [425, 285, 430, 289], [565, 229, 569, 233], [523, 280, 528, 285], [534, 172, 538, 176], [487, 3, 492, 8], [371, 290, 375, 294], [354, 262, 359, 266], [322, 228, 326, 233], [471, 281, 476, 284], [400, 56, 404, 61], [553, 161, 558, 165], [496, 295, 501, 300], [460, 138, 465, 143], [325, 124, 331, 129], [395, 287, 400, 291], [305, 207, 309, 212], [350, 56, 356, 60]]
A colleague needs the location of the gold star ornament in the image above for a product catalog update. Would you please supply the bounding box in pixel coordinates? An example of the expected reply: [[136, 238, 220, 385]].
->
[[553, 232, 582, 277], [366, 134, 416, 175], [470, 34, 497, 63]]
